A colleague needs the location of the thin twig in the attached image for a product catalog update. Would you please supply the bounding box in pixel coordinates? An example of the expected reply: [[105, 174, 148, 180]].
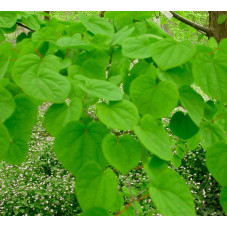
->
[[126, 176, 139, 216], [111, 130, 134, 137], [211, 114, 223, 124], [170, 11, 213, 37], [115, 193, 150, 216]]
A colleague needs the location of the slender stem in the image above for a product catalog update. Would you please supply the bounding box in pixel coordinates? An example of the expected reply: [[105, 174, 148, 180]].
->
[[170, 11, 213, 37], [211, 114, 223, 124], [115, 193, 150, 216], [126, 176, 139, 216], [16, 22, 34, 32]]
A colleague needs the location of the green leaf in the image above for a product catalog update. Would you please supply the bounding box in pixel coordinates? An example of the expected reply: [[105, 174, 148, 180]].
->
[[0, 123, 11, 160], [134, 115, 172, 161], [44, 98, 82, 136], [56, 34, 93, 50], [74, 75, 123, 101], [0, 42, 12, 79], [111, 25, 135, 45], [102, 134, 142, 175], [170, 111, 199, 140], [0, 86, 15, 122], [54, 121, 109, 176], [21, 15, 41, 31], [206, 142, 227, 187], [204, 100, 218, 120], [122, 34, 161, 59], [4, 94, 38, 141], [192, 53, 227, 103], [171, 154, 181, 168], [145, 157, 196, 216], [187, 133, 200, 150], [0, 12, 17, 28], [130, 76, 178, 118], [179, 85, 204, 126], [220, 187, 227, 214], [218, 14, 227, 24], [96, 100, 139, 130], [0, 28, 5, 42], [157, 64, 193, 88], [150, 39, 196, 70], [199, 122, 227, 150], [76, 161, 119, 211], [82, 207, 110, 216], [12, 54, 70, 103], [3, 138, 28, 165], [79, 13, 114, 37]]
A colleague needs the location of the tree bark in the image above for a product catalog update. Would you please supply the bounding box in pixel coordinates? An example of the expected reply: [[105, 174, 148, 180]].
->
[[209, 11, 227, 42]]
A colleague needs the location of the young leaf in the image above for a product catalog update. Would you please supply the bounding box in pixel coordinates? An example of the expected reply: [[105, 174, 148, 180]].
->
[[170, 111, 199, 140], [102, 134, 142, 175], [220, 187, 227, 214], [150, 39, 196, 70], [0, 123, 11, 160], [199, 122, 227, 150], [54, 121, 109, 176], [130, 76, 178, 119], [134, 115, 172, 161], [0, 12, 17, 28], [206, 142, 227, 187], [0, 86, 15, 122], [97, 100, 139, 130], [145, 157, 196, 216], [122, 34, 161, 59], [3, 138, 28, 165], [179, 85, 204, 126], [79, 13, 114, 37], [75, 75, 123, 101], [4, 94, 38, 142], [76, 162, 119, 211], [44, 98, 82, 136], [192, 53, 227, 103]]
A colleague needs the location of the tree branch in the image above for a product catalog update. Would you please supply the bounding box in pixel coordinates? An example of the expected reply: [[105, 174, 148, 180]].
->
[[170, 11, 213, 37], [16, 22, 34, 32]]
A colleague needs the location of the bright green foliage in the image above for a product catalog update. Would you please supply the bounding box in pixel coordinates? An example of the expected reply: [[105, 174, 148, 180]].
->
[[0, 86, 15, 122], [74, 75, 123, 101], [76, 162, 119, 211], [4, 138, 28, 165], [44, 98, 82, 136], [193, 53, 227, 103], [134, 115, 172, 161], [199, 122, 227, 149], [220, 187, 227, 214], [79, 13, 114, 37], [157, 64, 193, 88], [170, 111, 199, 140], [55, 121, 109, 176], [82, 207, 111, 216], [179, 85, 204, 126], [102, 134, 142, 175], [4, 95, 38, 142], [145, 157, 196, 216], [150, 39, 196, 70], [0, 12, 17, 28], [206, 142, 227, 187], [130, 76, 179, 118], [122, 34, 161, 59], [12, 54, 71, 103], [0, 123, 11, 160], [217, 14, 227, 25], [97, 100, 139, 130], [1, 11, 227, 216]]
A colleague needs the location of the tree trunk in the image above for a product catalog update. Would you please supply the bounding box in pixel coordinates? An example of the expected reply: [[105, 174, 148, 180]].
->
[[209, 11, 227, 42]]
